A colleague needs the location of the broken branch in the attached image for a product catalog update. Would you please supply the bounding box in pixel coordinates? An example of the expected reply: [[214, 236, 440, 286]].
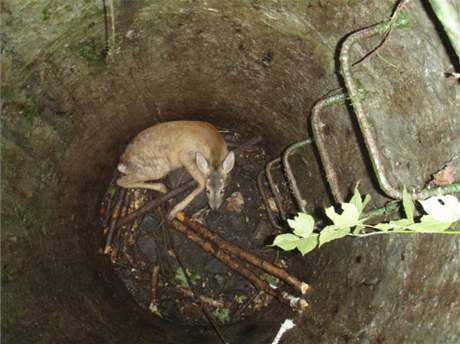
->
[[175, 286, 224, 308], [117, 180, 195, 228], [170, 219, 307, 312], [181, 217, 309, 295], [104, 189, 126, 254], [149, 265, 161, 312]]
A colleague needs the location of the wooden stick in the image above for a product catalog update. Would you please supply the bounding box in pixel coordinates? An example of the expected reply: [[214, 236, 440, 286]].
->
[[117, 180, 195, 228], [175, 286, 224, 308], [149, 265, 160, 307], [170, 219, 307, 311], [100, 172, 120, 225], [104, 189, 126, 254], [110, 191, 131, 262], [181, 216, 309, 295]]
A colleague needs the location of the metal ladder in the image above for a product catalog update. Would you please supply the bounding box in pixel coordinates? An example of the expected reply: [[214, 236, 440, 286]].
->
[[257, 23, 460, 229]]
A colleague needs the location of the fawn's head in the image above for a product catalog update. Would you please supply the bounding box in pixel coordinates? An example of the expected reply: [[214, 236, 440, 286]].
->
[[196, 151, 235, 210]]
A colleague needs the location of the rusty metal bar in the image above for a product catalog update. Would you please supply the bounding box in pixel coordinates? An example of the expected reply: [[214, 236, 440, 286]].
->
[[257, 170, 284, 230], [281, 139, 312, 213], [340, 22, 460, 199], [259, 18, 459, 233], [311, 93, 348, 204], [265, 158, 288, 221]]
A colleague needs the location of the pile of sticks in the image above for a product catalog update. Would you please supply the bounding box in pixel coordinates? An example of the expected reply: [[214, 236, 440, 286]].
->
[[101, 136, 309, 314], [170, 213, 309, 312]]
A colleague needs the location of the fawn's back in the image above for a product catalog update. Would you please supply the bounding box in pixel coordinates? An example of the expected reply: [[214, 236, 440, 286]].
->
[[119, 120, 228, 176]]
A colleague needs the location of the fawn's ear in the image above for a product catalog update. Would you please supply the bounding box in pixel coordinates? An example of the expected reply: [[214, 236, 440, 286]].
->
[[196, 152, 211, 175], [221, 151, 235, 174]]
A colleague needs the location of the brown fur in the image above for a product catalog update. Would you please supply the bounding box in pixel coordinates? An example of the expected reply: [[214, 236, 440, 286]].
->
[[116, 120, 233, 219]]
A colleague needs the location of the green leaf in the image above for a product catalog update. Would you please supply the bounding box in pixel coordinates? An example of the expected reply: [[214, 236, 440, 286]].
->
[[389, 218, 414, 228], [394, 9, 410, 29], [362, 194, 372, 212], [272, 233, 300, 251], [350, 185, 363, 213], [107, 185, 118, 198], [175, 268, 200, 289], [326, 203, 360, 228], [175, 268, 189, 288], [374, 218, 414, 232], [287, 213, 315, 238], [296, 234, 319, 255], [353, 224, 365, 234], [213, 308, 231, 323], [349, 185, 371, 219], [325, 206, 339, 223], [234, 295, 247, 304], [402, 187, 415, 223], [407, 215, 453, 233], [319, 225, 350, 247], [262, 273, 280, 286]]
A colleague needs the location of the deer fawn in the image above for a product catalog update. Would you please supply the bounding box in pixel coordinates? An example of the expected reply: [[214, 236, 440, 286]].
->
[[116, 121, 235, 219]]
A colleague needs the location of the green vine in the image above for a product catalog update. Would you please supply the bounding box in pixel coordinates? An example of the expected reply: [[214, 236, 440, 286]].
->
[[272, 186, 460, 256]]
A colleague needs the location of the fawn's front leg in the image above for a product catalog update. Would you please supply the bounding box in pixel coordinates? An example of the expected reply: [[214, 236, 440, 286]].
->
[[168, 162, 206, 220]]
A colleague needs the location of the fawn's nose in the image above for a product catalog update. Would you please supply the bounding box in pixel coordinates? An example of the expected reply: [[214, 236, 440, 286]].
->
[[208, 194, 223, 210]]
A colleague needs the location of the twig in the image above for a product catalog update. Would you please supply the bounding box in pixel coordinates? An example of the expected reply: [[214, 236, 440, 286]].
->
[[176, 286, 224, 308], [170, 219, 308, 312], [233, 291, 259, 320], [102, 0, 116, 57], [110, 192, 131, 262], [104, 188, 126, 254], [353, 0, 412, 66], [181, 216, 309, 295], [101, 172, 120, 226], [117, 180, 196, 228], [149, 265, 161, 311]]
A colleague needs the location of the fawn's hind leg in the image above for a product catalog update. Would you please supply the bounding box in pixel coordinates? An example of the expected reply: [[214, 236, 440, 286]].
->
[[117, 174, 168, 193]]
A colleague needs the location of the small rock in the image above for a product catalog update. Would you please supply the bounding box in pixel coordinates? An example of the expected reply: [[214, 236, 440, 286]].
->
[[139, 214, 161, 233], [137, 236, 157, 263], [229, 214, 246, 232], [213, 273, 226, 286], [205, 259, 223, 274], [252, 219, 274, 246]]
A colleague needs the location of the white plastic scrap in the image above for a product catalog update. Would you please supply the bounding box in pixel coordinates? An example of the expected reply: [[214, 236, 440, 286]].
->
[[271, 319, 296, 344], [283, 293, 300, 308], [419, 195, 460, 223]]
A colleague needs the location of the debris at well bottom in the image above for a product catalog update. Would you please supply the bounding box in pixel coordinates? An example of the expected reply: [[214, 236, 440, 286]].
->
[[98, 130, 302, 325]]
